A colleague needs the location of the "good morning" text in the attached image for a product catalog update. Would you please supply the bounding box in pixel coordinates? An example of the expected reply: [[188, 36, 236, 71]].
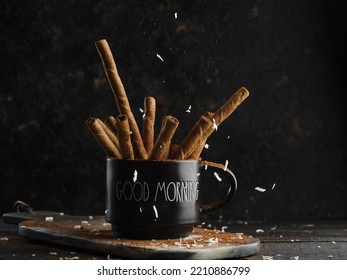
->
[[115, 181, 199, 202]]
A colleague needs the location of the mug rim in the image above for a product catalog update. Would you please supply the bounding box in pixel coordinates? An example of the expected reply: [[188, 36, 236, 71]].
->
[[106, 157, 202, 164]]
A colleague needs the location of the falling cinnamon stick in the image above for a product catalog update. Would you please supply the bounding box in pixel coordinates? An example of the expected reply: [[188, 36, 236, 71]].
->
[[85, 117, 122, 159], [95, 39, 147, 159], [188, 87, 250, 159], [188, 111, 214, 159], [213, 87, 249, 126], [170, 115, 213, 160], [142, 96, 156, 155], [149, 115, 179, 160], [116, 114, 135, 160]]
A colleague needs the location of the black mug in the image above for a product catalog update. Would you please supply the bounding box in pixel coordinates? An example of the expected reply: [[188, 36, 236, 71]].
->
[[105, 158, 237, 239]]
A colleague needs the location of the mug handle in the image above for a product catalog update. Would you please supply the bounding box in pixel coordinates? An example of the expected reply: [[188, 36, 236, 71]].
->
[[199, 160, 238, 214]]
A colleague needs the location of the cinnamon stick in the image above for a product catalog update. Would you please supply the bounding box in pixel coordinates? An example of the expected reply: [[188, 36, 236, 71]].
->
[[149, 116, 179, 160], [169, 144, 179, 159], [170, 115, 213, 160], [142, 96, 156, 155], [85, 117, 122, 159], [95, 39, 147, 159], [104, 115, 118, 136], [116, 114, 134, 160], [188, 87, 250, 159], [188, 111, 214, 159], [97, 118, 120, 151], [213, 87, 249, 126]]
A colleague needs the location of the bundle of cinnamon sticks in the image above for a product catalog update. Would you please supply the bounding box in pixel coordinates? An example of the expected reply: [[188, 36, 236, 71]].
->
[[86, 39, 249, 160]]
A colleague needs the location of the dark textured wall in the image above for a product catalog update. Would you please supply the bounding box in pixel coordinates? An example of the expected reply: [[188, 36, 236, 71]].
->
[[1, 0, 346, 220]]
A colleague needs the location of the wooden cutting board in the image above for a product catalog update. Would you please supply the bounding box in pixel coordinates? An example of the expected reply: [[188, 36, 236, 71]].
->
[[18, 215, 260, 259]]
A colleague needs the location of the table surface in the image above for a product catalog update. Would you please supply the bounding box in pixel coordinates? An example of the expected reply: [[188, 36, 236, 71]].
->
[[1, 215, 347, 260]]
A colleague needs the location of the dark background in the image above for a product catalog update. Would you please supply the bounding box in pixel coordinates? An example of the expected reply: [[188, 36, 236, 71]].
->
[[1, 0, 346, 221]]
